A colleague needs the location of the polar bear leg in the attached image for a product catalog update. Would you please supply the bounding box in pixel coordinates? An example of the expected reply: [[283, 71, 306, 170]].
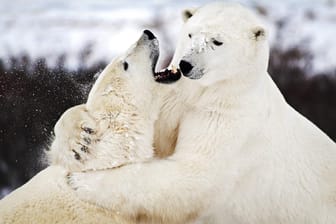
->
[[68, 159, 210, 223]]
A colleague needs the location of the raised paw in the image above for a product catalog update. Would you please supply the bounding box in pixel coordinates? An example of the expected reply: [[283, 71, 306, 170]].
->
[[49, 104, 101, 171]]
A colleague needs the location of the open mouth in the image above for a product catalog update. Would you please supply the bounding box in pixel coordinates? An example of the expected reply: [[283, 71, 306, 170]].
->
[[145, 29, 181, 84], [154, 67, 182, 84]]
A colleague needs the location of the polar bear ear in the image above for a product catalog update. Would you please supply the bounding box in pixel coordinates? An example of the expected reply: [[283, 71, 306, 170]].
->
[[251, 26, 266, 41], [182, 8, 197, 22]]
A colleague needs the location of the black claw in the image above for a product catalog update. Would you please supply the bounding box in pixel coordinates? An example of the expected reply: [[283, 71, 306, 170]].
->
[[83, 137, 91, 145], [66, 173, 72, 184], [83, 127, 95, 134], [66, 174, 78, 190], [72, 149, 81, 160]]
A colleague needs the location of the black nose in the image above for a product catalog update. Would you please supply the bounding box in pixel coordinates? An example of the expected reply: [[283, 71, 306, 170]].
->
[[179, 60, 193, 76], [143, 30, 156, 40]]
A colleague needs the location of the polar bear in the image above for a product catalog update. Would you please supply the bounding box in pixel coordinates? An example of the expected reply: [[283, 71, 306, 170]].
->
[[66, 2, 336, 224], [0, 30, 165, 224], [48, 30, 162, 172]]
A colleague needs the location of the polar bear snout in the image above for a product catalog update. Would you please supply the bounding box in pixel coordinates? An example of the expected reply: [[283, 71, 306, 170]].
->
[[143, 29, 156, 40], [139, 30, 159, 73], [178, 58, 204, 80], [179, 60, 194, 76], [142, 30, 160, 71]]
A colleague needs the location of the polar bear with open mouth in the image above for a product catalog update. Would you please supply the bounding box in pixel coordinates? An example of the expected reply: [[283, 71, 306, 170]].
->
[[48, 30, 168, 172], [0, 30, 175, 224]]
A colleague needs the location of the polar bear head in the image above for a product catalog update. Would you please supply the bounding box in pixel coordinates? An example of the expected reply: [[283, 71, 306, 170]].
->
[[87, 29, 159, 116], [170, 2, 269, 86]]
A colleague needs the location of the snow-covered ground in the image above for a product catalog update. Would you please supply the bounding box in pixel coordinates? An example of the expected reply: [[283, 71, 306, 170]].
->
[[0, 0, 336, 74]]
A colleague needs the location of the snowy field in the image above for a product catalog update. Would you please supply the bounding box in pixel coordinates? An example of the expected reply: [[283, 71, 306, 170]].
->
[[1, 0, 336, 74]]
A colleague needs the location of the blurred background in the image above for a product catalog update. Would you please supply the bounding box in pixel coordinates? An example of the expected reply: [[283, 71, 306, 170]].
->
[[0, 0, 336, 198]]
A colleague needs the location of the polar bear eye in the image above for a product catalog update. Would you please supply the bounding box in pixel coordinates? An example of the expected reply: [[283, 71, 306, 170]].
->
[[213, 39, 223, 46], [188, 33, 192, 38], [123, 61, 129, 71]]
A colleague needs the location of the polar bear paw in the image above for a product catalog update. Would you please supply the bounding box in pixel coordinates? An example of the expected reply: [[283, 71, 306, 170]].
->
[[51, 105, 102, 169], [66, 172, 83, 191], [66, 171, 105, 203]]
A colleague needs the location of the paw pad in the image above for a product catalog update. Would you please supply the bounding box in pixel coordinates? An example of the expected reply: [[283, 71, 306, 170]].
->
[[80, 145, 89, 153]]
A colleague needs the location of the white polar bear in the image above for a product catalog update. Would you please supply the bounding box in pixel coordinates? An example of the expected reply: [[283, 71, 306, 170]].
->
[[48, 30, 161, 172], [67, 2, 336, 224], [0, 30, 165, 224]]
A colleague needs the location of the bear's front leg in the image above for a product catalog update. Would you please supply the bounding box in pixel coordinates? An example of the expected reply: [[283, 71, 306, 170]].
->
[[68, 158, 212, 223], [49, 104, 101, 171]]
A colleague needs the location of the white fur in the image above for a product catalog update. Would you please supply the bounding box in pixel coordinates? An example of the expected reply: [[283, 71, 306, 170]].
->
[[0, 32, 161, 224], [68, 3, 336, 224], [0, 166, 133, 224], [48, 32, 159, 172]]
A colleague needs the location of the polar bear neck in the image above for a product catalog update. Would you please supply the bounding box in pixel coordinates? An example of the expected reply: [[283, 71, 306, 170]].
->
[[93, 101, 157, 163], [197, 71, 273, 113], [81, 112, 155, 171]]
